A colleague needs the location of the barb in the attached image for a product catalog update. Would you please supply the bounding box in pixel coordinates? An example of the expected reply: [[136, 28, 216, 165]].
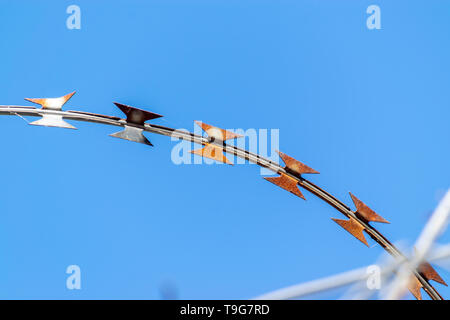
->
[[0, 93, 447, 300], [25, 91, 77, 129], [350, 193, 389, 224], [190, 121, 243, 165], [332, 217, 369, 247], [264, 151, 318, 200], [109, 102, 163, 146]]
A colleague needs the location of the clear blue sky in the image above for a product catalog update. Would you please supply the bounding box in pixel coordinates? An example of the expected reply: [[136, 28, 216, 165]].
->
[[0, 0, 449, 299]]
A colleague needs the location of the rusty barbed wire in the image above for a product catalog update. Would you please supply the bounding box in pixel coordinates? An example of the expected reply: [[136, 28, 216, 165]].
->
[[254, 191, 450, 300], [0, 91, 447, 300]]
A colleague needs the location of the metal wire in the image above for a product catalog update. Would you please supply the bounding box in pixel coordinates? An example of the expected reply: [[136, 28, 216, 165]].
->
[[0, 105, 445, 300]]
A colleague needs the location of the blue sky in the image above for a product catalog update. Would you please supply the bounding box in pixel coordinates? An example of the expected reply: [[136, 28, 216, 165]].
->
[[0, 0, 449, 299]]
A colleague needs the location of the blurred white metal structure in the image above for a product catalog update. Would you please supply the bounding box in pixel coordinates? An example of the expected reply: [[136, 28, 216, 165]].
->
[[254, 189, 450, 300], [385, 189, 450, 299]]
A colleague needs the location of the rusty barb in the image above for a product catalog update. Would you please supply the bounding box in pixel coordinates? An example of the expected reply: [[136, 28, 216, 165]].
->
[[264, 151, 319, 200], [190, 121, 243, 165], [0, 91, 446, 300]]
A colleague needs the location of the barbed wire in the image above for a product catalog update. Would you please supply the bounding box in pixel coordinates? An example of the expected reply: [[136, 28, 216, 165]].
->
[[254, 195, 450, 300], [0, 91, 447, 300], [384, 190, 450, 299]]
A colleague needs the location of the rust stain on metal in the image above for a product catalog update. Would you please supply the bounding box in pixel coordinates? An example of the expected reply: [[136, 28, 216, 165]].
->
[[191, 121, 242, 164], [277, 151, 319, 176], [194, 120, 242, 141], [419, 262, 448, 286], [331, 217, 369, 247], [408, 276, 423, 300], [190, 144, 233, 165], [25, 91, 76, 110], [114, 102, 163, 125], [264, 173, 305, 200], [349, 193, 389, 224]]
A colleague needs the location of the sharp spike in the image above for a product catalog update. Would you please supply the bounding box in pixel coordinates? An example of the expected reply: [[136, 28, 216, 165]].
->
[[277, 151, 319, 176], [110, 126, 153, 146], [419, 262, 448, 286], [191, 121, 241, 164], [194, 121, 242, 142], [25, 92, 77, 129], [264, 173, 305, 200], [332, 217, 369, 247], [29, 115, 76, 129], [110, 103, 162, 146], [113, 102, 162, 124], [349, 193, 389, 224], [25, 91, 76, 110], [190, 144, 232, 165], [407, 276, 423, 300]]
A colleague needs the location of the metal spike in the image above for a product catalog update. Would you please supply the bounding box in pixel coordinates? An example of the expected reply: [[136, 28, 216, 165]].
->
[[25, 92, 77, 129], [110, 102, 162, 145], [29, 114, 76, 129], [407, 276, 423, 300], [114, 102, 162, 124], [190, 144, 232, 165], [349, 193, 389, 224], [277, 151, 319, 176], [110, 126, 153, 146], [419, 261, 448, 286], [331, 217, 369, 247], [191, 121, 242, 164], [194, 121, 242, 142], [264, 173, 305, 200], [25, 91, 76, 110]]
